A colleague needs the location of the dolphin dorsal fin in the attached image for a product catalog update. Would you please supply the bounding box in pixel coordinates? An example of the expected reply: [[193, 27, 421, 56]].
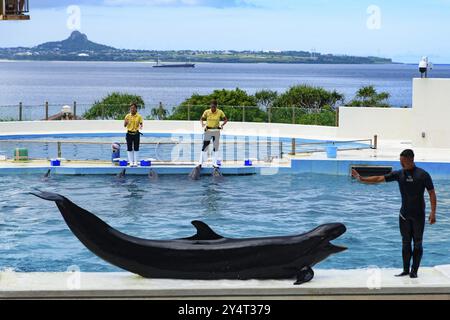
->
[[188, 221, 223, 240]]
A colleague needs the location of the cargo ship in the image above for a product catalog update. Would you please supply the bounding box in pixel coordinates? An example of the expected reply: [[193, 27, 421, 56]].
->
[[153, 57, 195, 68]]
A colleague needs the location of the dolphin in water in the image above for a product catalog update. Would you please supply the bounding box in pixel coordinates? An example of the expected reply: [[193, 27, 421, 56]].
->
[[43, 169, 51, 179], [117, 169, 126, 179], [188, 165, 202, 180], [31, 191, 347, 285], [212, 167, 223, 181], [148, 169, 158, 181]]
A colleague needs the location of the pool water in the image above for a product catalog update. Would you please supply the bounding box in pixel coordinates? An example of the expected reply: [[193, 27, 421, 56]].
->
[[1, 173, 448, 272]]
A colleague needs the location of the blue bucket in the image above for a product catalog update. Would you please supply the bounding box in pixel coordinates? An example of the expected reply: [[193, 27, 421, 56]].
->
[[244, 159, 252, 166], [326, 146, 338, 158], [119, 160, 128, 167], [50, 159, 61, 167], [140, 160, 151, 167]]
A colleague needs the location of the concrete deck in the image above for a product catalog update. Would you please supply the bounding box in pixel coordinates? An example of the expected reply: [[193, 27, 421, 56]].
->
[[1, 266, 450, 299], [3, 139, 450, 177]]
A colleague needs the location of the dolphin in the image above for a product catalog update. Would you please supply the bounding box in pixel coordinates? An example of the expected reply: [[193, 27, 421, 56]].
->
[[188, 165, 202, 180], [212, 167, 223, 181], [31, 191, 347, 285], [148, 169, 158, 181], [117, 169, 126, 178], [43, 169, 51, 178]]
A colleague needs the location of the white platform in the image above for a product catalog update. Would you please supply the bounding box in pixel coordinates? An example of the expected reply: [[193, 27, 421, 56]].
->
[[1, 267, 450, 299]]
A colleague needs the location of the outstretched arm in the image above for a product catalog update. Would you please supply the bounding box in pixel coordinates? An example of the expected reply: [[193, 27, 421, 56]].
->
[[351, 169, 385, 184], [428, 189, 437, 225]]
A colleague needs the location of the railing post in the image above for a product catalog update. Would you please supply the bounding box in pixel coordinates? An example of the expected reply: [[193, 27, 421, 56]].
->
[[268, 137, 272, 159], [45, 101, 49, 120], [73, 101, 77, 119], [256, 136, 260, 161], [57, 142, 62, 158], [223, 136, 226, 162], [19, 102, 22, 121], [234, 136, 238, 162], [373, 134, 378, 149], [289, 138, 296, 155], [268, 107, 272, 123], [242, 105, 245, 122], [191, 134, 195, 162], [279, 141, 283, 159], [187, 104, 191, 121]]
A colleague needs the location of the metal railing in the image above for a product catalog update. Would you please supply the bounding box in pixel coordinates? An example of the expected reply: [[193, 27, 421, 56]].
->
[[288, 137, 376, 155], [0, 138, 284, 163], [0, 102, 339, 126], [0, 136, 376, 163]]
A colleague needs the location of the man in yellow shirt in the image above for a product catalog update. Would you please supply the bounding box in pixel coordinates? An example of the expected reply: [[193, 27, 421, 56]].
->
[[124, 103, 143, 167], [199, 100, 228, 167]]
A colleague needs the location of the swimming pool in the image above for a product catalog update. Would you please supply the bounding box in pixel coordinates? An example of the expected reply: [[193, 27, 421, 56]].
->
[[1, 173, 449, 272], [0, 133, 371, 162]]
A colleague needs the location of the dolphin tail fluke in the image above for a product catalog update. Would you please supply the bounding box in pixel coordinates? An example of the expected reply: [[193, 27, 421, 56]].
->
[[30, 190, 66, 203]]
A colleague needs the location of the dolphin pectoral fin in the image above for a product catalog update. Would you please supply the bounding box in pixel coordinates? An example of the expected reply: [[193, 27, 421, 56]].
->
[[182, 220, 224, 240], [294, 266, 314, 285], [30, 190, 66, 203]]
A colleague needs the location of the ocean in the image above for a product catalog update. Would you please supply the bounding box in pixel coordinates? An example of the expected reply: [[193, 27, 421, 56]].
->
[[1, 61, 450, 119]]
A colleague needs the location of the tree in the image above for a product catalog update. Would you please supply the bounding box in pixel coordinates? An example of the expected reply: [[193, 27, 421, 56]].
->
[[270, 85, 343, 125], [169, 88, 267, 122], [272, 85, 344, 111], [255, 90, 278, 122], [83, 92, 145, 120], [255, 90, 278, 109], [149, 102, 169, 120], [348, 85, 391, 108]]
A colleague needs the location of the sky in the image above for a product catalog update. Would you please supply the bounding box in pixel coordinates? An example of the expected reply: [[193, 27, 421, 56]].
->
[[1, 0, 450, 62]]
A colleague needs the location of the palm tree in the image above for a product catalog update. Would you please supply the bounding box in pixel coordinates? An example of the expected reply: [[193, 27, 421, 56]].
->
[[151, 102, 168, 120], [349, 85, 391, 108]]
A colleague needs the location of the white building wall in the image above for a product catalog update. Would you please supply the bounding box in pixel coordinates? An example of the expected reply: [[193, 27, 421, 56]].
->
[[0, 120, 338, 140], [337, 107, 412, 140], [412, 78, 450, 148]]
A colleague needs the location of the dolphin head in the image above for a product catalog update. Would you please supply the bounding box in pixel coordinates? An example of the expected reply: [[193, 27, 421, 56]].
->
[[295, 223, 347, 267], [312, 223, 347, 254]]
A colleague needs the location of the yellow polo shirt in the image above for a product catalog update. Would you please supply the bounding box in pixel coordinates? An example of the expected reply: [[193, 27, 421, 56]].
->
[[202, 109, 226, 128], [125, 113, 143, 132]]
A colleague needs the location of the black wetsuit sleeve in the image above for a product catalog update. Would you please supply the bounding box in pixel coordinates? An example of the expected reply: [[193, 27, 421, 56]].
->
[[384, 170, 400, 182], [424, 172, 435, 191]]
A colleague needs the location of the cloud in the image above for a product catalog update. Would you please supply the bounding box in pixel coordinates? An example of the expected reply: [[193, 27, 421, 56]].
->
[[32, 0, 255, 9]]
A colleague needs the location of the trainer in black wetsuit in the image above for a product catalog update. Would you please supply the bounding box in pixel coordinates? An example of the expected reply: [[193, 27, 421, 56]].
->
[[351, 149, 437, 279]]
